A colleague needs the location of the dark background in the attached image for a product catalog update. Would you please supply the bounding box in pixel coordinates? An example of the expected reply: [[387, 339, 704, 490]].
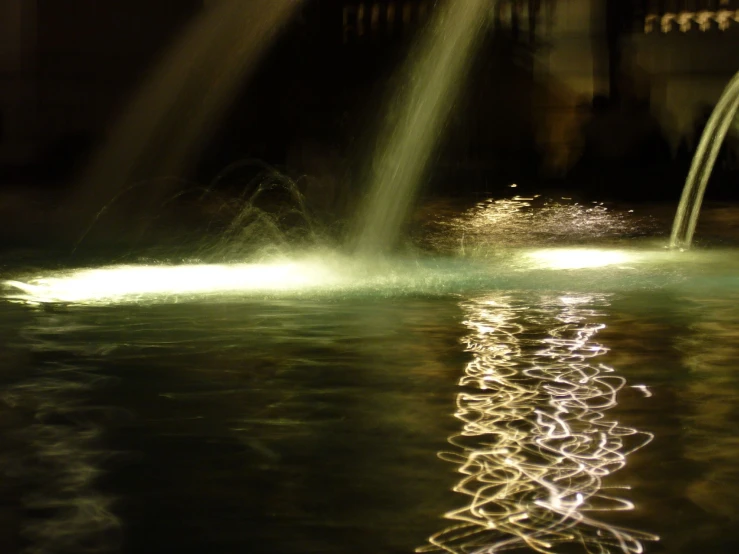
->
[[1, 0, 738, 207]]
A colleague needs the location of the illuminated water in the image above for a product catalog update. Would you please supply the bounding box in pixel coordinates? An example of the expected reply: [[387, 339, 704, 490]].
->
[[2, 196, 739, 553], [67, 0, 298, 240], [351, 0, 490, 253], [671, 70, 739, 250]]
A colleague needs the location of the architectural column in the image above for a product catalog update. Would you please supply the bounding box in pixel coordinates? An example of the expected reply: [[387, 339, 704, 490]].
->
[[532, 0, 609, 174]]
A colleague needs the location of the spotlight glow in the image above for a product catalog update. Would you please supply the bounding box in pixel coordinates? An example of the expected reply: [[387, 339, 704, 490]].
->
[[4, 262, 341, 304], [526, 249, 637, 270]]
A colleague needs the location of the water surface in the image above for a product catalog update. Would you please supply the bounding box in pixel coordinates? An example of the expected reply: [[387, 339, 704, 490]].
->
[[2, 197, 739, 553]]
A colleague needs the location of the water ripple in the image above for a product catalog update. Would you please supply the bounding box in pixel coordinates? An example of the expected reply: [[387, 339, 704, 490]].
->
[[2, 329, 122, 554]]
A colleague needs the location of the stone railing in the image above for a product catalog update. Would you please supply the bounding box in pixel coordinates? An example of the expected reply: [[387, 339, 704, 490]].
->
[[644, 0, 739, 32]]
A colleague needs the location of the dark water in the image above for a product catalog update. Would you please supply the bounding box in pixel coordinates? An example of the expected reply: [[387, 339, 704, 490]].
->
[[2, 198, 739, 553], [0, 298, 464, 554]]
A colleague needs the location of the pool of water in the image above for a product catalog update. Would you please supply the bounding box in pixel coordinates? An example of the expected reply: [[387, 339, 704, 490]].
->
[[1, 196, 739, 553]]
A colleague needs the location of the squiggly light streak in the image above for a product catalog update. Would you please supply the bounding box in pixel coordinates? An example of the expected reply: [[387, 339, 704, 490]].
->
[[420, 294, 658, 554]]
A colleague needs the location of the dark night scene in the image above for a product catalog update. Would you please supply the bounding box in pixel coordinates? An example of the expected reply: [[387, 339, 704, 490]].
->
[[2, 1, 739, 553]]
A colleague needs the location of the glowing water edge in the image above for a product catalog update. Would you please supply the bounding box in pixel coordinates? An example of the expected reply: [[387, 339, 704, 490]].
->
[[2, 247, 687, 306], [4, 262, 340, 305], [421, 295, 657, 554]]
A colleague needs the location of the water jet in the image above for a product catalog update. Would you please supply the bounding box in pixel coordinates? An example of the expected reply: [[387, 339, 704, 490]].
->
[[350, 0, 491, 254], [66, 0, 300, 241], [671, 71, 739, 250]]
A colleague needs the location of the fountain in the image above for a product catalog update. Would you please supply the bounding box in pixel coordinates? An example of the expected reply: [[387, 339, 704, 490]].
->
[[670, 70, 739, 250], [350, 0, 491, 254], [5, 2, 739, 553]]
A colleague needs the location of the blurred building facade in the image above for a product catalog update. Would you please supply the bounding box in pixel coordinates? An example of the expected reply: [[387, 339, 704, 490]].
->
[[534, 0, 739, 175], [625, 0, 739, 151]]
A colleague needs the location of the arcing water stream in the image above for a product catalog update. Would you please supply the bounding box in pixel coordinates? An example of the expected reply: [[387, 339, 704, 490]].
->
[[68, 0, 299, 238], [670, 70, 739, 250], [350, 0, 491, 254]]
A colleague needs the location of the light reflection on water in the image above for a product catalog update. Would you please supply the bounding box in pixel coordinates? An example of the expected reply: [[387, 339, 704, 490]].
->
[[0, 299, 465, 554], [677, 292, 739, 521], [421, 294, 657, 554], [2, 316, 122, 554], [424, 196, 661, 254], [1, 283, 739, 552]]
